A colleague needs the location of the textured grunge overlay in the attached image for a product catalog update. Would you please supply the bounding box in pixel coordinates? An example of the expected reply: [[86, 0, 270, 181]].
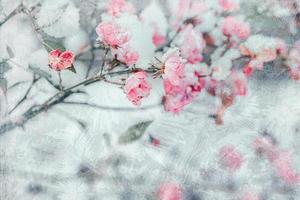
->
[[1, 0, 300, 199]]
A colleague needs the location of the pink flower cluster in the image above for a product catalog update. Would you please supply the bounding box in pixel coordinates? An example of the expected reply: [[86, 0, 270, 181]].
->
[[161, 49, 205, 113], [178, 25, 206, 64], [221, 17, 250, 41], [219, 145, 243, 172], [253, 136, 299, 184], [48, 49, 75, 71], [240, 36, 286, 74], [96, 20, 139, 66], [124, 71, 151, 106]]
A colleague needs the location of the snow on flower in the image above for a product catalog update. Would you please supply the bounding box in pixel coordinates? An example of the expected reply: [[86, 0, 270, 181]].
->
[[158, 182, 182, 200], [219, 0, 240, 12], [175, 25, 206, 64], [227, 71, 248, 96], [163, 63, 206, 113], [48, 49, 75, 71], [140, 0, 168, 47], [240, 35, 286, 70], [221, 16, 250, 40], [168, 0, 207, 28], [161, 48, 185, 86], [124, 71, 151, 106], [111, 43, 139, 66], [242, 192, 261, 200], [219, 145, 243, 171], [106, 0, 136, 16], [96, 21, 129, 48]]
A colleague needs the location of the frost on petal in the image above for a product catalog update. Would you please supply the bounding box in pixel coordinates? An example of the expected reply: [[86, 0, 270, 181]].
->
[[175, 25, 206, 64], [96, 21, 129, 48], [114, 14, 155, 69], [124, 71, 151, 106], [221, 16, 250, 40], [162, 48, 185, 86], [112, 44, 139, 66]]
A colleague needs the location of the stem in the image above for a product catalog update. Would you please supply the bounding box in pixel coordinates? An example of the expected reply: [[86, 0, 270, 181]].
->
[[58, 72, 63, 91]]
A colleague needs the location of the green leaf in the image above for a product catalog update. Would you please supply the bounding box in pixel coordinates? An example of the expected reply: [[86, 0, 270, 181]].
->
[[118, 121, 153, 144], [67, 64, 76, 73], [42, 35, 66, 52], [6, 46, 14, 58]]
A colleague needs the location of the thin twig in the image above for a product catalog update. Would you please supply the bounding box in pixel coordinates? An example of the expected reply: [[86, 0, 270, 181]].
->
[[58, 72, 63, 91], [61, 101, 161, 111], [0, 4, 23, 27], [8, 76, 40, 114]]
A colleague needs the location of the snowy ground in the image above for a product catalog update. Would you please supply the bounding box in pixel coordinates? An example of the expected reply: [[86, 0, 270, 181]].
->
[[1, 0, 300, 200]]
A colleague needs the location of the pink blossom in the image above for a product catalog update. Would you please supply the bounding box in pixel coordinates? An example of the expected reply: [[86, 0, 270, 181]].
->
[[96, 21, 128, 48], [153, 30, 166, 47], [222, 17, 250, 40], [273, 151, 299, 184], [107, 0, 135, 16], [178, 25, 205, 64], [124, 71, 151, 106], [48, 49, 75, 71], [243, 65, 254, 77], [229, 72, 248, 96], [162, 49, 185, 86], [219, 0, 240, 12], [163, 76, 205, 113], [219, 145, 243, 171], [158, 182, 182, 200], [112, 44, 139, 66]]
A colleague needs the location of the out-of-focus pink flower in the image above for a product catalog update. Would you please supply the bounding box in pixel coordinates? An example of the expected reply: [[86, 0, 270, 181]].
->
[[219, 145, 243, 171], [158, 182, 182, 200], [178, 25, 205, 64], [112, 44, 139, 66], [219, 0, 240, 12], [124, 71, 151, 106], [162, 49, 185, 86], [222, 17, 250, 40], [96, 21, 129, 48], [273, 151, 299, 184], [153, 30, 166, 47], [243, 65, 254, 77], [242, 192, 261, 200], [48, 49, 75, 71], [107, 0, 135, 16], [229, 72, 248, 96], [287, 41, 300, 81]]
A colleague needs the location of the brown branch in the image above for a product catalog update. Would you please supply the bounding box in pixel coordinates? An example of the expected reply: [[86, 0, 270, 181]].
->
[[8, 75, 40, 114], [0, 68, 154, 135], [61, 101, 161, 111]]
